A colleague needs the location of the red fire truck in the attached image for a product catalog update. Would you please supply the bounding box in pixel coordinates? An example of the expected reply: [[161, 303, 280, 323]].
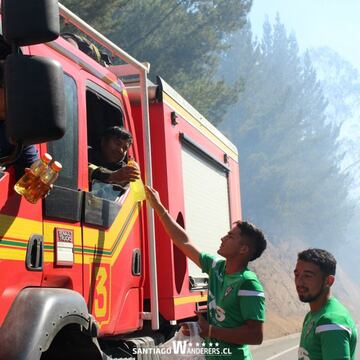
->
[[0, 1, 241, 359]]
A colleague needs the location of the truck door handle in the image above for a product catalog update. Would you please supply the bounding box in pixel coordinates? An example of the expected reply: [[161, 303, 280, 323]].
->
[[26, 234, 44, 271], [132, 249, 141, 276]]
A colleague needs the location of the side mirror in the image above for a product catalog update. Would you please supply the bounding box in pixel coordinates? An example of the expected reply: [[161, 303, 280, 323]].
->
[[2, 0, 60, 46], [5, 54, 66, 145]]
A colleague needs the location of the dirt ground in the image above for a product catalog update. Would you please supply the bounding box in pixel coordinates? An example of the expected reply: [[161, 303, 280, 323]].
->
[[264, 313, 303, 339]]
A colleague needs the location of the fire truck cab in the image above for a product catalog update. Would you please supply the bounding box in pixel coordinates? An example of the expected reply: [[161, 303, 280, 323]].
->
[[0, 1, 241, 359]]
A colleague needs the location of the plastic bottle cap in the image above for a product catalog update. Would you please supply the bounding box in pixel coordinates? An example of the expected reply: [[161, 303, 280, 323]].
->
[[41, 153, 53, 164], [51, 161, 62, 171]]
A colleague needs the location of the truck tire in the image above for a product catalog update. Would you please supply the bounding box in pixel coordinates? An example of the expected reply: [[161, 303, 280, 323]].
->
[[0, 288, 102, 360]]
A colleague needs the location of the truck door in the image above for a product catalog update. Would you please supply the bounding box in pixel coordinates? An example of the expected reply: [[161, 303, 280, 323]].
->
[[81, 79, 144, 335], [42, 72, 83, 294], [0, 73, 78, 327], [0, 155, 45, 325], [0, 65, 74, 326]]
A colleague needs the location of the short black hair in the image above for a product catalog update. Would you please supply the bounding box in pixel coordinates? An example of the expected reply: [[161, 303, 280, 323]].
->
[[298, 248, 336, 276], [235, 221, 267, 261], [101, 126, 133, 144]]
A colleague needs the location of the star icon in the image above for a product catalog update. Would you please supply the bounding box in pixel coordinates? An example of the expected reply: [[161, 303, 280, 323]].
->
[[188, 343, 192, 347], [201, 342, 206, 346], [195, 343, 200, 347], [215, 342, 219, 346], [209, 342, 213, 347]]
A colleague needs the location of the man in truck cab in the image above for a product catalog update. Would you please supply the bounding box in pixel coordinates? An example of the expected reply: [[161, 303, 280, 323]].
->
[[88, 126, 140, 200], [145, 186, 267, 360]]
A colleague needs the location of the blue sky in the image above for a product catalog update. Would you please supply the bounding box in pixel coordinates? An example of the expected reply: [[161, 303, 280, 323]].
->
[[249, 0, 360, 71]]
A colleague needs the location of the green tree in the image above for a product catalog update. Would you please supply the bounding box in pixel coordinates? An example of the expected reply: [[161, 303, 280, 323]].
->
[[309, 47, 360, 197], [219, 16, 353, 247], [309, 47, 360, 281], [61, 0, 252, 124], [60, 0, 131, 32]]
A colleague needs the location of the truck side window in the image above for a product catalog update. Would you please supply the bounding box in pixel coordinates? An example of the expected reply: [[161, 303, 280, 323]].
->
[[86, 88, 124, 149], [47, 75, 78, 190], [86, 85, 125, 202]]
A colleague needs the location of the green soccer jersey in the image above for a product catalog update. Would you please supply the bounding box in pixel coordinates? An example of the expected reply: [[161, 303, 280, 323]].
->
[[299, 297, 358, 360], [200, 252, 265, 360]]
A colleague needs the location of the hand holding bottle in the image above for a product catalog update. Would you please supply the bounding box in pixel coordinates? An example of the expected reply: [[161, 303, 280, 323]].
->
[[14, 154, 61, 204], [108, 164, 140, 184], [14, 153, 52, 202]]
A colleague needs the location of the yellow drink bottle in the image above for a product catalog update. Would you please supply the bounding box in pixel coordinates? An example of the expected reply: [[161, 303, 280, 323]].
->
[[26, 161, 62, 204], [14, 152, 52, 199], [128, 159, 146, 202]]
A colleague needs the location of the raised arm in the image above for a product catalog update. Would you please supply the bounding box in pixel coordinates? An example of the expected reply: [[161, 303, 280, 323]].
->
[[145, 185, 201, 268]]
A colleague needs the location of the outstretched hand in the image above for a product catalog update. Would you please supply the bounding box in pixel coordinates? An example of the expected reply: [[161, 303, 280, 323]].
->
[[144, 185, 162, 209], [109, 165, 140, 184], [180, 323, 190, 336], [195, 311, 210, 338]]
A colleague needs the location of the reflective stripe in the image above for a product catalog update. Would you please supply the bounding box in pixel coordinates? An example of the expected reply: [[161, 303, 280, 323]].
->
[[315, 324, 352, 335], [237, 290, 264, 297]]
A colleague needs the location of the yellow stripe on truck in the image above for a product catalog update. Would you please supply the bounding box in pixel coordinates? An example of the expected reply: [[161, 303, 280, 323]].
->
[[174, 294, 208, 306], [0, 213, 42, 239], [1, 193, 141, 266]]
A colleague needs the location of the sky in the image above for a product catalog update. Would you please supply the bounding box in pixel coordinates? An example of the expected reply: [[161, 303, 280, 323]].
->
[[249, 0, 360, 71]]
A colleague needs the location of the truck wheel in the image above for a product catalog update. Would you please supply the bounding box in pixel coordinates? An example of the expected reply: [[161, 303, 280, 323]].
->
[[40, 324, 102, 360]]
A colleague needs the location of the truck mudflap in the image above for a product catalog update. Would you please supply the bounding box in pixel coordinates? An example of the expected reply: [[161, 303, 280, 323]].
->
[[0, 288, 100, 360]]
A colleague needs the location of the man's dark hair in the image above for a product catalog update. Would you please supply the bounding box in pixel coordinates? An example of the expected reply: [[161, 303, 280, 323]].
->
[[235, 221, 267, 261], [101, 126, 133, 144], [298, 248, 336, 276]]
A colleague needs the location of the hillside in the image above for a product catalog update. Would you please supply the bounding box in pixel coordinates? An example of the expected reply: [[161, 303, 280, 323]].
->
[[249, 241, 360, 339]]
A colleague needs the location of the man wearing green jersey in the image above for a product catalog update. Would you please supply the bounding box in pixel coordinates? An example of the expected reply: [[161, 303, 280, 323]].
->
[[295, 248, 357, 360], [145, 186, 267, 359]]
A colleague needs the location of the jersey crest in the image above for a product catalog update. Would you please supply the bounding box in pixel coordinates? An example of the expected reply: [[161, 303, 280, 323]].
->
[[223, 286, 233, 299]]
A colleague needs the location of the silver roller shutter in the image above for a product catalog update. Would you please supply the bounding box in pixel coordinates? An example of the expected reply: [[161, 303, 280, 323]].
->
[[181, 142, 231, 281]]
